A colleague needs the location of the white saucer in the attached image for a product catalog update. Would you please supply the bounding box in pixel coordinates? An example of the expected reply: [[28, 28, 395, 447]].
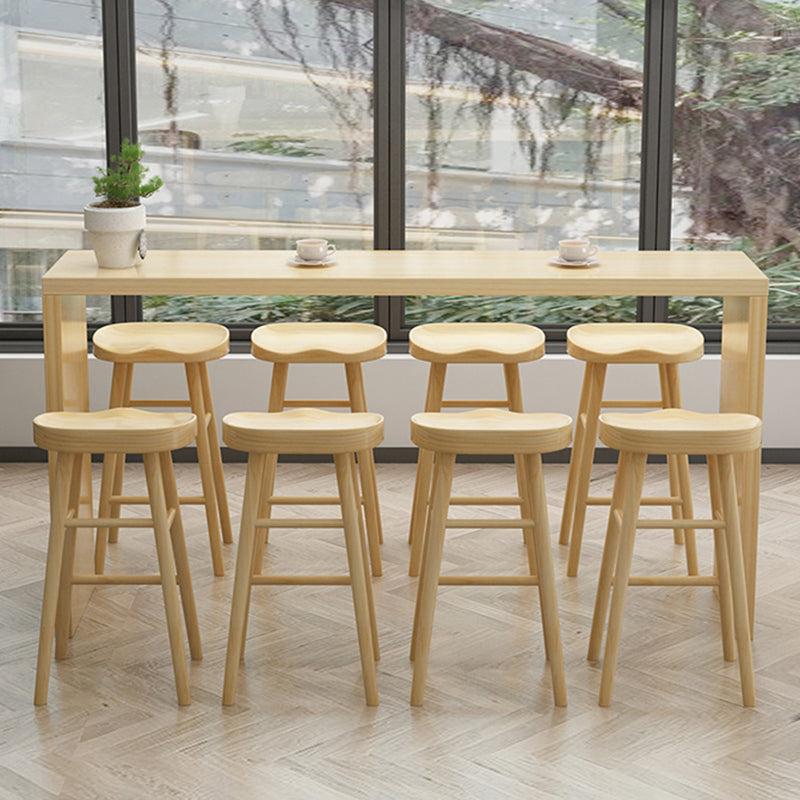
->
[[549, 255, 599, 268], [287, 254, 337, 268]]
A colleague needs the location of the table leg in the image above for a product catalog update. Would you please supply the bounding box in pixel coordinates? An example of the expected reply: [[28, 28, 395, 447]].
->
[[43, 294, 94, 631], [720, 294, 767, 634]]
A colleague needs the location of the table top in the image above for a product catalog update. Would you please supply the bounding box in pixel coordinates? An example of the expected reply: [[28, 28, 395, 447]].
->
[[42, 249, 769, 297]]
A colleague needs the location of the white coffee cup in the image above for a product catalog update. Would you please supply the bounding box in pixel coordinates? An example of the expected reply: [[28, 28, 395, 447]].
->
[[296, 238, 336, 262], [558, 238, 598, 262]]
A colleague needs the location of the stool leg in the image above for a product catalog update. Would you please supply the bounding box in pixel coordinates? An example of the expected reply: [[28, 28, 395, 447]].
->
[[587, 451, 630, 661], [143, 452, 190, 705], [55, 455, 83, 659], [335, 453, 379, 706], [559, 364, 592, 546], [716, 454, 756, 707], [254, 362, 288, 568], [708, 456, 736, 662], [599, 451, 646, 707], [349, 453, 380, 661], [103, 362, 133, 546], [660, 365, 699, 575], [505, 363, 537, 571], [525, 453, 567, 706], [345, 363, 383, 576], [199, 362, 233, 544], [567, 362, 607, 577], [411, 451, 455, 707], [410, 449, 437, 663], [160, 451, 202, 661], [409, 363, 446, 575], [239, 451, 267, 661], [223, 452, 266, 705], [186, 362, 225, 577], [34, 452, 76, 704]]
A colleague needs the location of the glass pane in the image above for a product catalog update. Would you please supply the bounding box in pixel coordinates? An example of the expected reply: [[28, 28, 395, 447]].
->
[[670, 1, 800, 325], [134, 0, 374, 323], [404, 0, 643, 325], [0, 0, 110, 324]]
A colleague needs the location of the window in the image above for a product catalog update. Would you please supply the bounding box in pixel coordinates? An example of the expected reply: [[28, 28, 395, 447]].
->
[[0, 0, 110, 328], [1, 0, 796, 341], [134, 0, 374, 325], [670, 0, 800, 326], [404, 0, 642, 325]]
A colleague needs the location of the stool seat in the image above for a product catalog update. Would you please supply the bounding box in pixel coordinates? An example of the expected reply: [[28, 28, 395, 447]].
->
[[409, 323, 545, 363], [33, 409, 196, 453], [93, 322, 229, 363], [599, 409, 762, 455], [251, 322, 387, 363], [223, 409, 384, 454], [411, 410, 572, 454], [567, 323, 704, 364]]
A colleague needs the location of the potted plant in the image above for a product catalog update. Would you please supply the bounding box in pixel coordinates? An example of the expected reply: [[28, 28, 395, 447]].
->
[[84, 138, 163, 269]]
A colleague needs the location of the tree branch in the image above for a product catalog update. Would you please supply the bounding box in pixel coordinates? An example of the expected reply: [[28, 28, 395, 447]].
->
[[326, 0, 643, 107]]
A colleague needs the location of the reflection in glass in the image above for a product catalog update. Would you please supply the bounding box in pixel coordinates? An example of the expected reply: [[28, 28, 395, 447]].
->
[[670, 1, 800, 324], [134, 0, 374, 323], [0, 0, 109, 323], [404, 0, 643, 325]]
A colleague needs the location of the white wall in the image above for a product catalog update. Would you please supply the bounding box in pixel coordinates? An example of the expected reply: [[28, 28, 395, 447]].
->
[[2, 352, 796, 453]]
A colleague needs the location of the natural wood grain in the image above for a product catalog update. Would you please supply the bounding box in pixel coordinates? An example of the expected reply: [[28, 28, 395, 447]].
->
[[251, 321, 387, 363], [598, 409, 763, 455], [222, 409, 384, 455], [33, 409, 197, 454], [41, 249, 769, 297], [92, 322, 229, 363], [592, 415, 758, 708], [409, 322, 545, 363], [411, 409, 572, 454], [566, 323, 704, 364]]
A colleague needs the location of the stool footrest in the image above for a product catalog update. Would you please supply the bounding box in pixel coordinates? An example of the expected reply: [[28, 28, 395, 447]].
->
[[622, 575, 719, 587], [250, 575, 351, 585], [601, 400, 663, 409], [72, 574, 168, 585], [283, 399, 352, 408], [110, 494, 205, 505], [587, 495, 681, 506], [269, 495, 344, 505], [445, 518, 534, 529], [440, 400, 510, 408], [450, 495, 522, 506], [75, 509, 176, 529], [255, 517, 344, 528], [636, 518, 723, 530], [439, 575, 539, 586], [130, 399, 191, 408]]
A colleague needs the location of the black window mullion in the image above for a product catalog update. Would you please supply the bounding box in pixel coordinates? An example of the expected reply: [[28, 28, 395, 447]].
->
[[638, 0, 679, 323], [374, 0, 406, 339], [102, 0, 139, 324]]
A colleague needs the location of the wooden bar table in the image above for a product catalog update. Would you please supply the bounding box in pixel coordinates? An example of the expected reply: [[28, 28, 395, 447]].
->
[[42, 249, 768, 630]]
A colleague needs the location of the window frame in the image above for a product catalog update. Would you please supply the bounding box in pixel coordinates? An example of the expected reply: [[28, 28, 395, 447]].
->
[[0, 0, 791, 349]]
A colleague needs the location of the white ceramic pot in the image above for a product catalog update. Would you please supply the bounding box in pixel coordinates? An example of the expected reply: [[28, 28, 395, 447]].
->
[[84, 203, 146, 269]]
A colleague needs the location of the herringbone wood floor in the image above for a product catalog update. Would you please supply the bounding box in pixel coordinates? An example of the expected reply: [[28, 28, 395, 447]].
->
[[1, 459, 799, 799]]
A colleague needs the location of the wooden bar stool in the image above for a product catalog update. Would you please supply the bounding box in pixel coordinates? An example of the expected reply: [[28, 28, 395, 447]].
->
[[409, 409, 570, 708], [588, 408, 759, 707], [559, 322, 705, 577], [32, 408, 202, 706], [407, 322, 546, 576], [93, 321, 232, 577], [250, 322, 386, 577], [221, 407, 383, 707]]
